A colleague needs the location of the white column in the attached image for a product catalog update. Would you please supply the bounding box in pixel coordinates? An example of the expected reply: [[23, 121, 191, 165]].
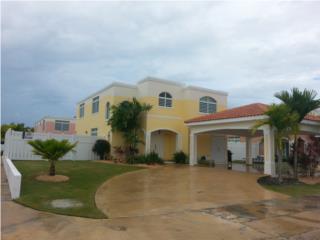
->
[[145, 131, 151, 154], [263, 126, 276, 176], [176, 133, 182, 152], [245, 137, 252, 165], [189, 133, 197, 166]]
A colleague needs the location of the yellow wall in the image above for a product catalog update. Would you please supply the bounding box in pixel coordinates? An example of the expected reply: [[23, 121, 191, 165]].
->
[[75, 80, 228, 158]]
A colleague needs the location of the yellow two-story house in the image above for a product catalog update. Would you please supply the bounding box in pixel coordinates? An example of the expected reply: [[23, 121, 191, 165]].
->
[[76, 77, 228, 160]]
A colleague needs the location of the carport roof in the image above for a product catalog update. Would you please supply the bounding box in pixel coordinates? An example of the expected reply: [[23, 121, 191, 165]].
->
[[185, 103, 320, 124]]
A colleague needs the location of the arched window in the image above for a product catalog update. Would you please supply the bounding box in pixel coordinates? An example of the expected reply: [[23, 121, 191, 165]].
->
[[105, 102, 110, 120], [199, 96, 216, 113], [159, 92, 172, 107]]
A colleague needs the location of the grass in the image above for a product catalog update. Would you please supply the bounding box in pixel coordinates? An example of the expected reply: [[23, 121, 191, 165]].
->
[[13, 160, 141, 218], [261, 183, 320, 197]]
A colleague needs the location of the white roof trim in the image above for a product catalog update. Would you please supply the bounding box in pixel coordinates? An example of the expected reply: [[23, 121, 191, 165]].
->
[[77, 77, 229, 104], [186, 115, 268, 126], [301, 120, 320, 126], [137, 76, 185, 87], [185, 85, 228, 96], [77, 82, 137, 104]]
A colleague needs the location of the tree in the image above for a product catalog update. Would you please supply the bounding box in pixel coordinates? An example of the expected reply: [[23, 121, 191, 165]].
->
[[1, 123, 34, 143], [108, 98, 152, 157], [28, 139, 77, 176], [275, 88, 320, 178], [92, 139, 111, 160], [252, 104, 299, 182]]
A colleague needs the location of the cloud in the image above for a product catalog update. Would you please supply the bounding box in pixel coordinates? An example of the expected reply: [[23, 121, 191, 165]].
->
[[1, 1, 320, 125]]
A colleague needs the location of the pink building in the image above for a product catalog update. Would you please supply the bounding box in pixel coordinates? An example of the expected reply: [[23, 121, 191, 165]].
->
[[34, 117, 76, 135]]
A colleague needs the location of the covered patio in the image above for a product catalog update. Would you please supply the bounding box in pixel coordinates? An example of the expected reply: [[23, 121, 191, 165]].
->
[[185, 103, 320, 176]]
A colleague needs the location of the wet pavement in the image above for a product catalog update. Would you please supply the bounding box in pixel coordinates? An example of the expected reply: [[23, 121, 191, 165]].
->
[[2, 165, 320, 240], [96, 165, 286, 218]]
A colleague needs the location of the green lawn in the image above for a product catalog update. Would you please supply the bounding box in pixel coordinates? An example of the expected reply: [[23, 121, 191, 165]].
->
[[262, 183, 320, 197], [14, 160, 141, 218]]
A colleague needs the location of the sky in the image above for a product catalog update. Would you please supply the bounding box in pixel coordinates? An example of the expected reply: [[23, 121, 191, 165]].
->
[[1, 1, 320, 126]]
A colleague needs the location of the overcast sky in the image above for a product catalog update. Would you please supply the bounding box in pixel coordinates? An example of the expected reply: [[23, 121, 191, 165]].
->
[[2, 1, 320, 126]]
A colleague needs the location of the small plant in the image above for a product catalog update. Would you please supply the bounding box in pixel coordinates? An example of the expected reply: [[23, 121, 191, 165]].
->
[[173, 151, 188, 164], [92, 139, 111, 160], [28, 139, 77, 176]]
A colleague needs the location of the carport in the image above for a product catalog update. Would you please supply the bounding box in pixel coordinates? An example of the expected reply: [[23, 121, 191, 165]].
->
[[185, 103, 320, 176]]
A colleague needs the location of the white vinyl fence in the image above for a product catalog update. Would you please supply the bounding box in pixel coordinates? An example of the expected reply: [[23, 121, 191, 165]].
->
[[3, 129, 100, 160], [3, 157, 21, 199]]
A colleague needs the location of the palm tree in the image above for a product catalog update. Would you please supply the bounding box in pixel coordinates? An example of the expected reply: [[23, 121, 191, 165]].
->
[[28, 139, 77, 176], [275, 88, 320, 178], [252, 104, 299, 182], [108, 98, 152, 157]]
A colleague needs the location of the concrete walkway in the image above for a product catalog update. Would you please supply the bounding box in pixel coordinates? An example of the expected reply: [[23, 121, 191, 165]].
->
[[2, 166, 320, 240]]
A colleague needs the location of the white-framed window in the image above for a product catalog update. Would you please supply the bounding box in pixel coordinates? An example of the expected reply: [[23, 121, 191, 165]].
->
[[228, 136, 240, 143], [92, 96, 99, 113], [105, 102, 110, 120], [55, 120, 70, 131], [199, 96, 216, 113], [159, 92, 172, 108], [79, 103, 85, 118], [91, 128, 98, 136]]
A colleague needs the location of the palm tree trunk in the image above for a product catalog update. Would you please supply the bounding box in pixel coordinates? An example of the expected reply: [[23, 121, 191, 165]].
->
[[49, 160, 56, 176], [293, 135, 298, 179]]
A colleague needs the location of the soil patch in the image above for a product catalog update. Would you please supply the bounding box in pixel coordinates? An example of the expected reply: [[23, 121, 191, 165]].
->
[[299, 177, 320, 185], [50, 199, 83, 208], [36, 175, 69, 182]]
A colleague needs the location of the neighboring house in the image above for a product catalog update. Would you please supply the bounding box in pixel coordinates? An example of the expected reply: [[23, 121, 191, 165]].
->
[[76, 76, 228, 160], [34, 117, 76, 135]]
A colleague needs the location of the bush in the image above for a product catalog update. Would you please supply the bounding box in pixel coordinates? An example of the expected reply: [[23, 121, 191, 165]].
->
[[92, 139, 111, 160], [126, 152, 164, 165], [145, 152, 164, 165], [173, 151, 188, 164]]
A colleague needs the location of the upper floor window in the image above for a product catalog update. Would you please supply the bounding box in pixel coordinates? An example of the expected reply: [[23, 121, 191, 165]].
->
[[105, 102, 110, 120], [92, 96, 99, 113], [228, 136, 240, 143], [199, 96, 216, 113], [91, 128, 98, 136], [55, 120, 70, 131], [159, 92, 172, 108], [79, 103, 85, 118]]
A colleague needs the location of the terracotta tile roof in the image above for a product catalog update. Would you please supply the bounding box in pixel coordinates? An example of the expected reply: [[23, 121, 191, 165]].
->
[[185, 103, 320, 124], [304, 114, 320, 122]]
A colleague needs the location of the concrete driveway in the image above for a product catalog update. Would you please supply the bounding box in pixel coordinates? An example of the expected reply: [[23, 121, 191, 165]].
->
[[2, 165, 320, 240], [96, 165, 286, 217]]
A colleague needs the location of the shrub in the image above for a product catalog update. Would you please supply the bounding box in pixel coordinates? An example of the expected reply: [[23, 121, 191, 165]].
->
[[145, 152, 164, 165], [173, 151, 188, 164], [92, 139, 111, 160], [127, 152, 164, 165]]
